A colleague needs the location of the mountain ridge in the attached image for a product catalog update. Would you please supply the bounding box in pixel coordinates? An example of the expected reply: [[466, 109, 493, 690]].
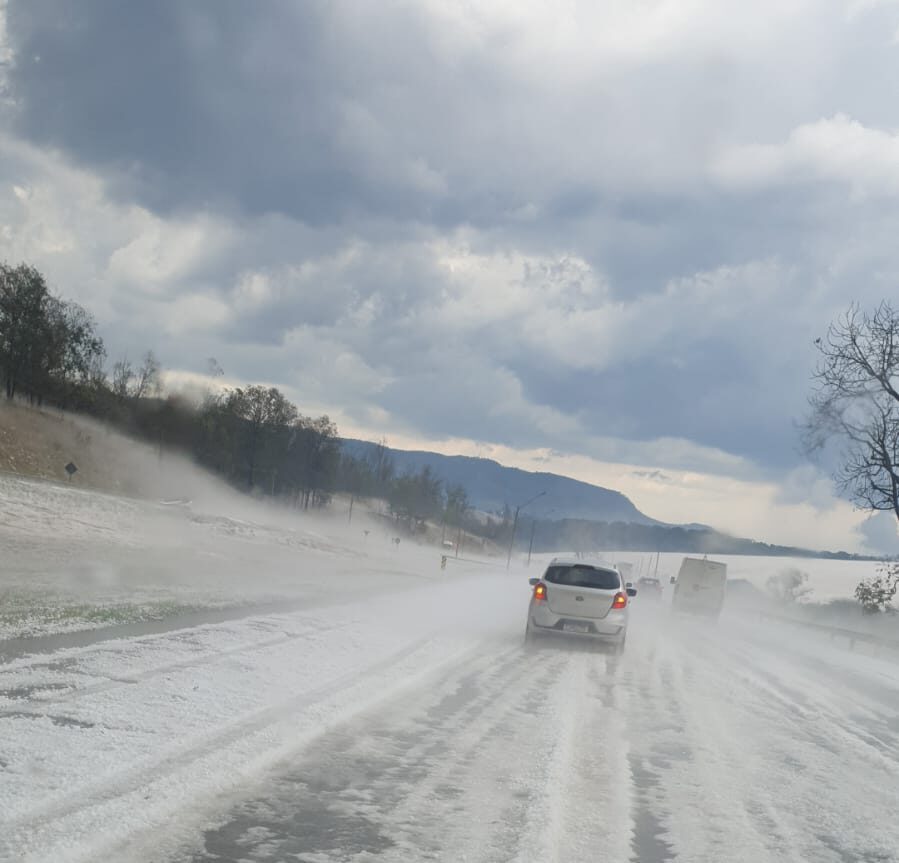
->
[[339, 438, 876, 561], [341, 438, 663, 526]]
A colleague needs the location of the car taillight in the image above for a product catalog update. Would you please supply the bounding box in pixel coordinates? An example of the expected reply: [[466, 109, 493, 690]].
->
[[611, 592, 627, 609], [533, 583, 547, 602]]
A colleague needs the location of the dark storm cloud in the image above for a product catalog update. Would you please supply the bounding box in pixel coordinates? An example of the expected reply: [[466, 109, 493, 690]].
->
[[6, 0, 899, 499], [6, 1, 452, 223]]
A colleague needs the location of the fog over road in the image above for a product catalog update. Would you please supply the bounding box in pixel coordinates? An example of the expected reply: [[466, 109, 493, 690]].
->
[[3, 572, 898, 863]]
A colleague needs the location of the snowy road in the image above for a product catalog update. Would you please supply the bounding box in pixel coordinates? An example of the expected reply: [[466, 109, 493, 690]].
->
[[3, 576, 899, 863]]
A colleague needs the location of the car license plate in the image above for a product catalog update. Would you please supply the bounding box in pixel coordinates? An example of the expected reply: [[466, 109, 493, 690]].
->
[[563, 623, 589, 634]]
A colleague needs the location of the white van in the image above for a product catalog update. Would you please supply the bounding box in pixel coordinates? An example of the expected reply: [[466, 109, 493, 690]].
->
[[671, 557, 727, 618]]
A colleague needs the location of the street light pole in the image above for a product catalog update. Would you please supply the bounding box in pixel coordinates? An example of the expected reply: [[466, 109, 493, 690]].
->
[[506, 490, 546, 570], [526, 506, 555, 568]]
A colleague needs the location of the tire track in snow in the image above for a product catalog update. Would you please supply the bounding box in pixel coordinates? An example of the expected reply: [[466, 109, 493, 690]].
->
[[536, 652, 633, 863], [666, 626, 821, 863], [689, 625, 899, 784], [172, 642, 555, 863], [0, 601, 312, 665], [156, 641, 636, 863], [711, 620, 899, 764], [0, 614, 350, 712], [621, 634, 688, 863], [657, 620, 899, 863], [3, 634, 477, 863]]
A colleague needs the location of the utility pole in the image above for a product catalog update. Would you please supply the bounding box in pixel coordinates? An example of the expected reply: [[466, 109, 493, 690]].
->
[[348, 494, 354, 523], [527, 519, 537, 567], [506, 508, 520, 570], [506, 491, 546, 570]]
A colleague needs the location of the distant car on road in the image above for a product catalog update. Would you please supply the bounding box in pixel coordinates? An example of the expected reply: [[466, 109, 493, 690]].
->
[[525, 559, 636, 653], [636, 576, 663, 599]]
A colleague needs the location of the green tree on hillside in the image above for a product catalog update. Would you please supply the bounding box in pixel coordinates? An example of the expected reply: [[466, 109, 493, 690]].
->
[[283, 415, 340, 508], [444, 483, 470, 527], [225, 385, 298, 489], [0, 263, 104, 404], [390, 466, 443, 528]]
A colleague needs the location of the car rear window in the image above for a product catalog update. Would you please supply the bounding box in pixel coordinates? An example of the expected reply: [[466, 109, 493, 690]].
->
[[543, 565, 621, 590]]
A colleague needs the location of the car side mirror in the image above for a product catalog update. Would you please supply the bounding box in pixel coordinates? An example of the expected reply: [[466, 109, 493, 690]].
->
[[626, 587, 637, 597], [528, 577, 540, 586]]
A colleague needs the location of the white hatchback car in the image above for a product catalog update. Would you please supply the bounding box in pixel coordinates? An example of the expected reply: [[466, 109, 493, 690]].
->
[[525, 559, 636, 653]]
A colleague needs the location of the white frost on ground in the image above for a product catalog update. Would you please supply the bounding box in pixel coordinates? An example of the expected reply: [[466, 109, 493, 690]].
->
[[0, 472, 446, 639], [2, 473, 899, 862]]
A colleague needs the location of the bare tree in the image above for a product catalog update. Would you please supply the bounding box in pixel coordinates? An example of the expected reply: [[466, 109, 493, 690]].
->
[[111, 357, 134, 399], [133, 351, 161, 399], [803, 302, 899, 522]]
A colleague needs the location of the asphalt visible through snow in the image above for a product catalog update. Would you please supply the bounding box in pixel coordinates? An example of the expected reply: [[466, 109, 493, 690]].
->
[[0, 602, 311, 664], [3, 582, 899, 863]]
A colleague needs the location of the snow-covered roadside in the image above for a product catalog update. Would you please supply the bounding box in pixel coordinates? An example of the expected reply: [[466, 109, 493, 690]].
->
[[0, 472, 463, 640]]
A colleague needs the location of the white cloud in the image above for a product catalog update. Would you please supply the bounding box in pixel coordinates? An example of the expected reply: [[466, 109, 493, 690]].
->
[[713, 114, 899, 198], [420, 0, 816, 70], [857, 511, 899, 555], [162, 294, 232, 336], [106, 213, 234, 294]]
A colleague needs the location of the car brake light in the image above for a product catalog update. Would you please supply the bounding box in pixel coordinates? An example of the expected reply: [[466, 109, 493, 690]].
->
[[611, 592, 627, 609], [533, 583, 547, 602]]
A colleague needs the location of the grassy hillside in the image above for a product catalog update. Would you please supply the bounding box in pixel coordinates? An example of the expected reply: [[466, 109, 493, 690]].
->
[[0, 400, 184, 498]]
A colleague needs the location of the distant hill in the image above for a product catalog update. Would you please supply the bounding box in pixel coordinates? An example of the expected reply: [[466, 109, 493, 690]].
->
[[341, 439, 661, 525], [340, 438, 877, 561], [532, 518, 874, 561]]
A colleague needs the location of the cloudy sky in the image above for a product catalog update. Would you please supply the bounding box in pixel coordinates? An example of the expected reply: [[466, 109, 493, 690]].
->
[[2, 0, 899, 553]]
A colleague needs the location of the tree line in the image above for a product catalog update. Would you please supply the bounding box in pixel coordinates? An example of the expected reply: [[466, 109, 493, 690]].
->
[[0, 262, 341, 507], [335, 446, 481, 536]]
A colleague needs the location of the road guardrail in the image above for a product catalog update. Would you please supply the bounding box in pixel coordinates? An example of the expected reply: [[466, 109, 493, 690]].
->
[[758, 610, 899, 652]]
